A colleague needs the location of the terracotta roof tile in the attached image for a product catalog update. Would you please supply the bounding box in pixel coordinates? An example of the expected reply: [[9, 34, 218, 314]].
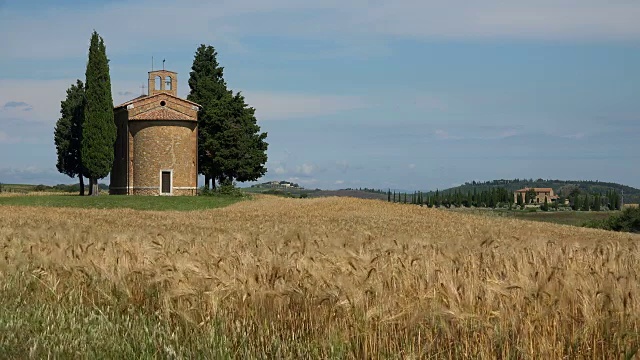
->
[[114, 92, 200, 109], [515, 187, 554, 192], [130, 107, 194, 121]]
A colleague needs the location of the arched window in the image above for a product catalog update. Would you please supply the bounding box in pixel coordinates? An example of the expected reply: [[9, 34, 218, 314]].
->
[[155, 76, 162, 90], [165, 76, 172, 91]]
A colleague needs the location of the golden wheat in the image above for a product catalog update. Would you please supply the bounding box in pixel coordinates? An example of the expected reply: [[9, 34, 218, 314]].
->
[[1, 196, 638, 358]]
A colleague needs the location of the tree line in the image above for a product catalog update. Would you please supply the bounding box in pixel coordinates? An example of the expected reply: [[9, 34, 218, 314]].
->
[[387, 187, 512, 208], [387, 187, 623, 211], [54, 33, 268, 195], [566, 189, 622, 211], [451, 178, 639, 204]]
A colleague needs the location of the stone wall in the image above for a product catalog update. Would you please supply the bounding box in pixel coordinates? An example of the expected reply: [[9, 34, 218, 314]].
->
[[109, 110, 130, 194], [129, 120, 197, 195]]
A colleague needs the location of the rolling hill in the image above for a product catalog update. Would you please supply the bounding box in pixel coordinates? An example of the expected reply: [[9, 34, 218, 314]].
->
[[430, 179, 640, 204]]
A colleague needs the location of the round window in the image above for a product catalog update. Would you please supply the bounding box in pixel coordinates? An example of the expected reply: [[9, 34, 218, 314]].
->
[[160, 101, 166, 106]]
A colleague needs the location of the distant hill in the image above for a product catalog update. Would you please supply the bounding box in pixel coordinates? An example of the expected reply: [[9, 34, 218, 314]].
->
[[307, 189, 387, 200], [245, 186, 389, 200], [0, 183, 108, 194], [431, 179, 640, 204]]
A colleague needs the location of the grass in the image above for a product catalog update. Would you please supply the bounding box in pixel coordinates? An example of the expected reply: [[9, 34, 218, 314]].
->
[[0, 194, 244, 211], [504, 209, 617, 226], [452, 207, 617, 227], [1, 196, 639, 358], [497, 209, 614, 226]]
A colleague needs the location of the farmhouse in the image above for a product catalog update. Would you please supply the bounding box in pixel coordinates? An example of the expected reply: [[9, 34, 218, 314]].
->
[[513, 187, 559, 204], [109, 70, 200, 196]]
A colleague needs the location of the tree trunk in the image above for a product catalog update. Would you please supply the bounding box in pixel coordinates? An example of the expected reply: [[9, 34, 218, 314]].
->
[[79, 176, 85, 196], [204, 175, 210, 190], [88, 178, 94, 196], [211, 175, 217, 190], [92, 178, 99, 196]]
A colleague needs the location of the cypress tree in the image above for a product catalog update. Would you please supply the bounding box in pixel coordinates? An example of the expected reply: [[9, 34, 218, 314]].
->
[[187, 44, 231, 189], [209, 92, 268, 186], [582, 194, 590, 211], [541, 197, 549, 211], [188, 44, 267, 188], [387, 189, 391, 202], [54, 80, 86, 195], [592, 194, 601, 211], [81, 31, 115, 196], [573, 195, 581, 211]]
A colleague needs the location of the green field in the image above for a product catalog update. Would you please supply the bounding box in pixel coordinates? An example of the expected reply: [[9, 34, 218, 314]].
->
[[0, 184, 44, 193], [454, 208, 616, 227], [0, 195, 244, 211]]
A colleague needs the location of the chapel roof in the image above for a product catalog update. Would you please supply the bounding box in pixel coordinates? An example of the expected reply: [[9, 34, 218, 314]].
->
[[114, 92, 200, 109], [130, 107, 194, 121]]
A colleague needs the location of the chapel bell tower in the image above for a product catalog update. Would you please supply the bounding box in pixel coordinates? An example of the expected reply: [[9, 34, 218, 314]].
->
[[148, 70, 178, 97]]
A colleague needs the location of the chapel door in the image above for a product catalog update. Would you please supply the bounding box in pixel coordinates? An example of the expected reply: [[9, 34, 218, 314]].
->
[[161, 171, 171, 194]]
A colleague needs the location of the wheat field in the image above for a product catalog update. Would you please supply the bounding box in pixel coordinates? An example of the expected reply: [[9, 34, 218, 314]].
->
[[1, 196, 639, 359]]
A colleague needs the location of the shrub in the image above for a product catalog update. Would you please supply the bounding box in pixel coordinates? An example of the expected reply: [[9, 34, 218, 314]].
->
[[52, 184, 83, 193], [199, 182, 244, 198], [583, 207, 640, 233], [217, 182, 243, 197]]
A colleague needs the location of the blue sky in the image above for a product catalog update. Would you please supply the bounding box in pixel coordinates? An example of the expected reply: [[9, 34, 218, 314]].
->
[[1, 0, 639, 191]]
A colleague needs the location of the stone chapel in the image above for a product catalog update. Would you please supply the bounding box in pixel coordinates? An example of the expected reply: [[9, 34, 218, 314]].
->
[[109, 70, 200, 195]]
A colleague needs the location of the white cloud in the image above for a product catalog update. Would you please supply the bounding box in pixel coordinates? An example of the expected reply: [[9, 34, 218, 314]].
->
[[352, 1, 640, 41], [408, 163, 416, 169], [273, 166, 286, 175], [0, 131, 40, 145], [3, 0, 640, 65], [434, 129, 463, 140], [434, 128, 520, 141], [286, 177, 318, 186], [0, 165, 71, 184], [498, 129, 519, 138], [0, 79, 154, 125], [414, 94, 448, 111], [0, 131, 15, 144], [336, 160, 350, 172], [0, 79, 72, 123], [295, 163, 316, 176], [559, 132, 586, 139], [1, 78, 359, 124], [335, 180, 345, 185], [243, 91, 368, 120]]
